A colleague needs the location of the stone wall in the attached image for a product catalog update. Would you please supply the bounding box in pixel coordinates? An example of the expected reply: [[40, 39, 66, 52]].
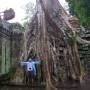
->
[[0, 27, 11, 75], [0, 26, 24, 76], [11, 32, 24, 67]]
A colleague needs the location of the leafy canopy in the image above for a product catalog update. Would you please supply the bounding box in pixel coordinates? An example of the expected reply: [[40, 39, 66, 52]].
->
[[66, 0, 90, 29]]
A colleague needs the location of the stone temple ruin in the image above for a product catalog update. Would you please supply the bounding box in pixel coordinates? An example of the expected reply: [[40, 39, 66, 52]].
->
[[0, 0, 90, 90]]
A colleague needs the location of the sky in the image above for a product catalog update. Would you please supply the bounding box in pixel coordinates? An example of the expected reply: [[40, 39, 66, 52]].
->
[[0, 0, 68, 24]]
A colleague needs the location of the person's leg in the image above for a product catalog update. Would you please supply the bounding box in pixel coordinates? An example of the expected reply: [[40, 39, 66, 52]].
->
[[28, 71, 32, 84], [26, 71, 28, 84], [31, 70, 35, 83]]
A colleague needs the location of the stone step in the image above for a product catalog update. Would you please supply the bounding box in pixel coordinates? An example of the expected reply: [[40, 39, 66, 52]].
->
[[0, 83, 46, 90], [0, 86, 46, 90]]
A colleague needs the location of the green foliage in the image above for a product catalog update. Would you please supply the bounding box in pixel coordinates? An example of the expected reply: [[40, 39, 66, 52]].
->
[[0, 67, 16, 81], [80, 60, 85, 73], [66, 0, 90, 28], [8, 67, 16, 79], [9, 23, 25, 32], [65, 31, 78, 45]]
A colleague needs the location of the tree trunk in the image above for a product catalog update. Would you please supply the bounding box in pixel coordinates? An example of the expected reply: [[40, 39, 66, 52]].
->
[[36, 0, 58, 89], [67, 43, 81, 81], [73, 43, 81, 80]]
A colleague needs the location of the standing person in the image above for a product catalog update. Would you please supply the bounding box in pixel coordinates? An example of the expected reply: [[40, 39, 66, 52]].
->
[[20, 58, 41, 84]]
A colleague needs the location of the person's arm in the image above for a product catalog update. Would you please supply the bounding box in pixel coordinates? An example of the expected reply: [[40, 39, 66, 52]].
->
[[33, 60, 41, 64], [19, 61, 28, 66]]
